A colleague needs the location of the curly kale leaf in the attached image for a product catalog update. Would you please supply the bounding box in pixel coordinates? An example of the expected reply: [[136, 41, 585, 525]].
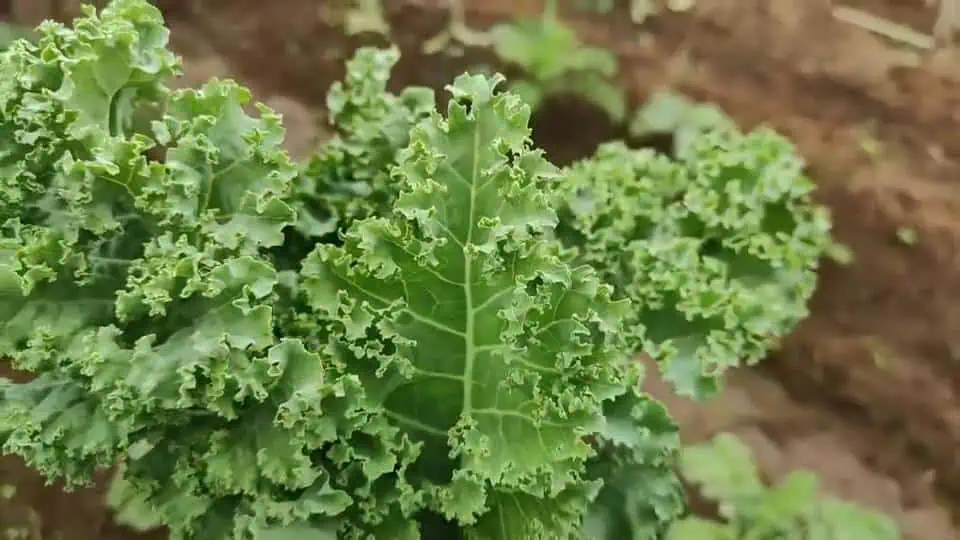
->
[[583, 391, 686, 540], [293, 47, 435, 241], [554, 129, 831, 399], [0, 0, 181, 398], [0, 4, 351, 537], [298, 73, 665, 538], [0, 3, 365, 537]]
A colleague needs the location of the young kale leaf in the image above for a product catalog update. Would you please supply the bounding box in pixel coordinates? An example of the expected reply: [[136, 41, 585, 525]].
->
[[672, 434, 901, 540], [630, 90, 732, 156], [293, 47, 434, 241], [487, 6, 625, 121]]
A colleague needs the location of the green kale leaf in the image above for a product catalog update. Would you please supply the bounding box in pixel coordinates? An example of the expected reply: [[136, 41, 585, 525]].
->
[[553, 128, 831, 399], [0, 3, 340, 536], [297, 73, 673, 538], [292, 46, 435, 241]]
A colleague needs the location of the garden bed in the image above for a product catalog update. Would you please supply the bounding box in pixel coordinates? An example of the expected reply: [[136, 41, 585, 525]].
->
[[1, 1, 959, 539]]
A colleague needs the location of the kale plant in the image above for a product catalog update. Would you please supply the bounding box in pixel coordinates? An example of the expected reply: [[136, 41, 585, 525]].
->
[[0, 2, 679, 538], [0, 2, 833, 539], [671, 434, 901, 539], [486, 0, 626, 122]]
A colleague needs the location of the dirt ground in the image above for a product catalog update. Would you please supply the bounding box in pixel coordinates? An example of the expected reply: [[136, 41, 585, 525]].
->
[[2, 1, 960, 539]]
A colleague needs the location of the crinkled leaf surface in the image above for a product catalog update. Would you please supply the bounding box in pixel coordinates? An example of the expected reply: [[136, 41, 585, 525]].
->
[[554, 131, 831, 399], [582, 391, 685, 540], [0, 2, 360, 538], [291, 46, 434, 244], [299, 73, 657, 538], [106, 465, 164, 531]]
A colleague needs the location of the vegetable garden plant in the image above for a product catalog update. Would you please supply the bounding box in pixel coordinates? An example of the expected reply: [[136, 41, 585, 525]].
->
[[0, 1, 836, 538]]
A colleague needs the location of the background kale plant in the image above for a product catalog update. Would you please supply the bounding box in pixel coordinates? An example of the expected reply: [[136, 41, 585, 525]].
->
[[486, 0, 626, 122], [671, 433, 901, 540]]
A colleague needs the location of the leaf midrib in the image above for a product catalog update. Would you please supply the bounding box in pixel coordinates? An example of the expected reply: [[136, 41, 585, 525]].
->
[[460, 108, 481, 417]]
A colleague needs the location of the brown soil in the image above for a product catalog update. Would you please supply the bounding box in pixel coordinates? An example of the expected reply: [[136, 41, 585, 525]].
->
[[3, 1, 960, 539]]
